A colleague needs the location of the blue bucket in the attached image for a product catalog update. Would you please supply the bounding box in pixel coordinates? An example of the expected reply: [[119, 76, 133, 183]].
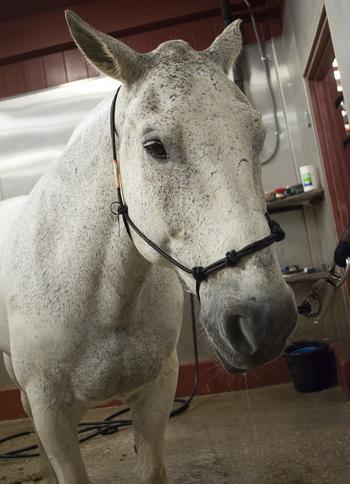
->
[[283, 340, 331, 392]]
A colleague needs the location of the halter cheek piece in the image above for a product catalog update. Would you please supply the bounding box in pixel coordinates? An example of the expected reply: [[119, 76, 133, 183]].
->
[[110, 87, 285, 300]]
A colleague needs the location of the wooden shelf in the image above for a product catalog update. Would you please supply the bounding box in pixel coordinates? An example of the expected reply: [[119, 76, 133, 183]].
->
[[283, 271, 328, 283], [267, 188, 324, 213]]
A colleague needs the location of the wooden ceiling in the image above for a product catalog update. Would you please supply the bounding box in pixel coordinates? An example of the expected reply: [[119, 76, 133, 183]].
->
[[0, 0, 88, 23], [0, 0, 284, 24], [0, 0, 285, 64]]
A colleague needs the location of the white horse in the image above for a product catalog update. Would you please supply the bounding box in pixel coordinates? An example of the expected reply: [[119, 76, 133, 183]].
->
[[0, 11, 297, 484]]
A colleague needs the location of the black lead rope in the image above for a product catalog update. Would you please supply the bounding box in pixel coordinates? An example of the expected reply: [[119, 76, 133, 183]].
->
[[110, 87, 285, 300]]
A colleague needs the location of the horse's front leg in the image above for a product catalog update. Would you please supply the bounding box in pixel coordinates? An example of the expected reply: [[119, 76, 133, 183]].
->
[[3, 354, 57, 483], [23, 380, 91, 484], [126, 350, 179, 484]]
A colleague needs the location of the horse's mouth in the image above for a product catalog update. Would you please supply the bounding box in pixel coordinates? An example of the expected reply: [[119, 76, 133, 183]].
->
[[213, 347, 248, 374], [213, 341, 285, 374]]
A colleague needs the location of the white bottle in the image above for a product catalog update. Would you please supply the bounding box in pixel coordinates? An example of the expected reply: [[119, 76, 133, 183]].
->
[[299, 165, 320, 192]]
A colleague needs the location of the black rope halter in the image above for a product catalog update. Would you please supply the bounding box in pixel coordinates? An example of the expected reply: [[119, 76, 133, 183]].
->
[[110, 87, 285, 300]]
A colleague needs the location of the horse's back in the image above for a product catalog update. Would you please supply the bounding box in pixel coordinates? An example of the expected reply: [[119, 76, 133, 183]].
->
[[0, 196, 27, 354]]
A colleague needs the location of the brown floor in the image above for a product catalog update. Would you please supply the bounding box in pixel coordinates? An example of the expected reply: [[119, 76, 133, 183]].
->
[[0, 383, 350, 483]]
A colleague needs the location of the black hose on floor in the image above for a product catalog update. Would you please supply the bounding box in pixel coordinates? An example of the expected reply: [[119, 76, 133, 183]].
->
[[0, 294, 199, 460]]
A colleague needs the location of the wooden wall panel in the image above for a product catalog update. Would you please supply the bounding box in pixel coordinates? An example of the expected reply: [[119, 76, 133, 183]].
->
[[0, 2, 282, 100], [120, 32, 149, 53], [308, 74, 350, 237], [168, 22, 194, 46], [2, 61, 25, 97], [43, 52, 67, 87], [22, 57, 47, 92], [86, 61, 100, 78], [212, 15, 225, 37], [146, 27, 171, 51], [190, 17, 216, 50], [63, 48, 88, 82], [309, 81, 343, 232], [0, 67, 5, 98], [0, 0, 284, 64], [308, 73, 350, 302], [0, 15, 220, 100]]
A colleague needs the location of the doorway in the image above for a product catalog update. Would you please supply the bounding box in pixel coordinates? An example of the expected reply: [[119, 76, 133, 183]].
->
[[305, 9, 350, 297]]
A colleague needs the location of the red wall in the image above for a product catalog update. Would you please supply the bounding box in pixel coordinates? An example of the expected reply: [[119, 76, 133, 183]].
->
[[0, 0, 284, 100], [0, 16, 226, 99]]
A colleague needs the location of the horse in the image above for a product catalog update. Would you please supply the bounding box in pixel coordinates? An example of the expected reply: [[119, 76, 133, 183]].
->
[[0, 11, 297, 484]]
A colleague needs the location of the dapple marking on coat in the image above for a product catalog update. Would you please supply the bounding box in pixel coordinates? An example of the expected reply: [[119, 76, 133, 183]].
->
[[0, 11, 297, 484]]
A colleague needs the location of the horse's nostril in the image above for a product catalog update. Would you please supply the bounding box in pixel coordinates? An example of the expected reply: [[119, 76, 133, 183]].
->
[[222, 313, 257, 356]]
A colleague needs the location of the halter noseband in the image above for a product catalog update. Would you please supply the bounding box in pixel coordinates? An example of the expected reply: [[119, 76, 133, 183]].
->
[[110, 86, 285, 300]]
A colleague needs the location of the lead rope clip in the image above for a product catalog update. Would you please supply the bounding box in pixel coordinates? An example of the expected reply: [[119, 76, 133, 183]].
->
[[300, 257, 350, 321]]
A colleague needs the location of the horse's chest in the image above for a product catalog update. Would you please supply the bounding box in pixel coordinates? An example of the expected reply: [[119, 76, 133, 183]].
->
[[73, 320, 178, 401]]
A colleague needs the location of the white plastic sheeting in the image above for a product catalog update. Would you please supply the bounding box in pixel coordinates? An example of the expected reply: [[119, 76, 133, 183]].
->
[[0, 76, 118, 201]]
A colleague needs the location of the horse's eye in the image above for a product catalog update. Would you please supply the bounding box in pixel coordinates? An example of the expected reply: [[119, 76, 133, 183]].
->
[[143, 140, 167, 160]]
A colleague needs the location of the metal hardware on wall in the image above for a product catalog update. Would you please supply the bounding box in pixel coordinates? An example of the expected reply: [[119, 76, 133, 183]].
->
[[304, 111, 312, 128]]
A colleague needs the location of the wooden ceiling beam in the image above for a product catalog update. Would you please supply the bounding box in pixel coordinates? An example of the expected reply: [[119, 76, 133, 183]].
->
[[0, 0, 284, 65]]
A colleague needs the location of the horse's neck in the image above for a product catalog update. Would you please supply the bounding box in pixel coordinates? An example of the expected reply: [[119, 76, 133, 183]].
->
[[34, 94, 150, 309]]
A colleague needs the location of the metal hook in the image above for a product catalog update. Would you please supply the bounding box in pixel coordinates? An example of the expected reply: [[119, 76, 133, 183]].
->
[[300, 257, 350, 320]]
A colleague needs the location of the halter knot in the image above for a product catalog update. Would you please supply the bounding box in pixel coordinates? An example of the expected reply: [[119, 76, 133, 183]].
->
[[117, 204, 128, 216], [226, 250, 239, 266], [269, 220, 285, 242], [192, 266, 206, 282]]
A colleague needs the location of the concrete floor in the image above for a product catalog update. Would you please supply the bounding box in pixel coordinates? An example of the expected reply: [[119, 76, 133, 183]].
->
[[0, 383, 350, 483]]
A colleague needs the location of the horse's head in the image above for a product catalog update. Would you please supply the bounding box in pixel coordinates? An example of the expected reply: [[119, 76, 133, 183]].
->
[[66, 11, 297, 372]]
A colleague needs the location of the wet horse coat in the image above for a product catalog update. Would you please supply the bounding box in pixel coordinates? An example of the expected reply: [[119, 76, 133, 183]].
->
[[0, 11, 297, 484]]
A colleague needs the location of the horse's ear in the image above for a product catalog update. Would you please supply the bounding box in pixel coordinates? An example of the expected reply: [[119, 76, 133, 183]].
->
[[206, 19, 242, 74], [65, 10, 144, 84]]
